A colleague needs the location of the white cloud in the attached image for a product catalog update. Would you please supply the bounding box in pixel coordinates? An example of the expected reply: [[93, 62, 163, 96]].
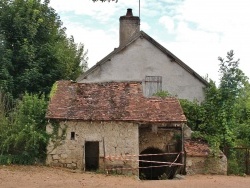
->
[[50, 0, 119, 22], [141, 21, 150, 31], [50, 0, 141, 22], [49, 0, 144, 67], [175, 21, 221, 44], [176, 0, 250, 34], [157, 0, 250, 82], [62, 20, 118, 67], [159, 16, 175, 33]]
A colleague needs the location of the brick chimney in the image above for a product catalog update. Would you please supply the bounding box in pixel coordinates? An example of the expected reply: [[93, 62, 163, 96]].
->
[[119, 8, 140, 47]]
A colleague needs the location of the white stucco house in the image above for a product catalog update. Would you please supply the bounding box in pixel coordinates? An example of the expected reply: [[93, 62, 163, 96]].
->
[[77, 8, 208, 102]]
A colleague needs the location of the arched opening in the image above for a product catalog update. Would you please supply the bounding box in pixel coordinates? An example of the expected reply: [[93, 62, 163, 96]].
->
[[139, 148, 166, 180], [139, 147, 178, 180]]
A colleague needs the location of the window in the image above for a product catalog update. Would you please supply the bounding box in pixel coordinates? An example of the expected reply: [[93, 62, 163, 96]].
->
[[145, 76, 162, 97], [70, 132, 75, 140]]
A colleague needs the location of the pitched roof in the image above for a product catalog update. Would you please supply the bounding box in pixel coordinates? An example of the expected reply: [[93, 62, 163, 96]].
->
[[77, 31, 208, 86], [46, 80, 186, 123]]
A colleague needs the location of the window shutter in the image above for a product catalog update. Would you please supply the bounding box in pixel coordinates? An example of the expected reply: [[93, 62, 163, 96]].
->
[[145, 76, 162, 97]]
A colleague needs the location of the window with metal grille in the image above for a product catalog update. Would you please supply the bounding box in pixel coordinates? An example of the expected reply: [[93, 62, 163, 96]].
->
[[145, 76, 162, 97]]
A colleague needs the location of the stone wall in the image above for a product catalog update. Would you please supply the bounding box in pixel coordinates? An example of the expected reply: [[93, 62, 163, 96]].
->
[[185, 140, 227, 175], [46, 121, 139, 174], [138, 124, 184, 179], [186, 154, 227, 175], [47, 121, 228, 176], [139, 125, 182, 153]]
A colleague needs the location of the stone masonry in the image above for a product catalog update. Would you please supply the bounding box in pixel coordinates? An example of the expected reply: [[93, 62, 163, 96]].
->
[[46, 121, 139, 173], [185, 140, 227, 175], [139, 124, 183, 154]]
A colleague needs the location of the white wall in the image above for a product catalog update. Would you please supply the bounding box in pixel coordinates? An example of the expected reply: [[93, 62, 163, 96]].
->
[[80, 38, 206, 102]]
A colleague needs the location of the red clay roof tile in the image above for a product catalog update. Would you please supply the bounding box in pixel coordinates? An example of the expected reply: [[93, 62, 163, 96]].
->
[[185, 140, 210, 157], [46, 81, 186, 123]]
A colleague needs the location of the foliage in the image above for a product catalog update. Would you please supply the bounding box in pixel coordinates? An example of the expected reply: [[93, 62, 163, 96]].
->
[[227, 158, 243, 175], [179, 99, 204, 131], [49, 81, 58, 99], [227, 148, 248, 175], [47, 120, 68, 153], [0, 92, 48, 164], [0, 0, 88, 165], [212, 50, 247, 148], [153, 90, 172, 98], [234, 83, 250, 147], [0, 0, 87, 98], [180, 50, 250, 152]]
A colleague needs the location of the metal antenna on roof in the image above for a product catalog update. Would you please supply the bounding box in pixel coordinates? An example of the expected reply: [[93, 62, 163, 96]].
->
[[139, 0, 141, 19]]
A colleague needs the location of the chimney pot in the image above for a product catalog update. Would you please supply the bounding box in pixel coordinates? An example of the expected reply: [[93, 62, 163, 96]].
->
[[126, 8, 133, 17]]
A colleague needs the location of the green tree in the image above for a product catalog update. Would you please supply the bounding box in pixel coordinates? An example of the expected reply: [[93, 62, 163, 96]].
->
[[0, 93, 48, 164], [0, 33, 14, 95], [0, 0, 87, 98], [216, 50, 248, 148], [234, 83, 250, 147], [180, 51, 249, 150], [179, 99, 204, 132]]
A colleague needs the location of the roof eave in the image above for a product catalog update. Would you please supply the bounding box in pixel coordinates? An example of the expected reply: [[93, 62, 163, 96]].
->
[[46, 117, 186, 124]]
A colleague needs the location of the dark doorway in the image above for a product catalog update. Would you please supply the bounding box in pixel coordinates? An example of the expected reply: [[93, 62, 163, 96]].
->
[[85, 141, 99, 171], [139, 148, 167, 180]]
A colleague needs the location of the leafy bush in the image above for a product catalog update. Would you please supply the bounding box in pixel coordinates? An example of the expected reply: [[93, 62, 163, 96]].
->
[[153, 90, 172, 98], [0, 92, 48, 164]]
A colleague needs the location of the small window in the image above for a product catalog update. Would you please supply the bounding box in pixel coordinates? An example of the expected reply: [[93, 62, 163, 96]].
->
[[145, 76, 162, 97], [71, 132, 75, 140]]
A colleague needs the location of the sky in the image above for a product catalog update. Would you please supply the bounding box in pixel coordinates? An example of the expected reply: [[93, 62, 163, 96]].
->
[[49, 0, 250, 83]]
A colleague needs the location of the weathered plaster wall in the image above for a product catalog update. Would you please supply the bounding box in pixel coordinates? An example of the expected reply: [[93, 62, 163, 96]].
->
[[186, 155, 227, 175], [80, 38, 206, 102], [46, 121, 139, 174]]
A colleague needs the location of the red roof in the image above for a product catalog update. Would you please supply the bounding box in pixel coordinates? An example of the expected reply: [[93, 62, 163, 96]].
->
[[185, 140, 210, 157], [46, 81, 186, 123]]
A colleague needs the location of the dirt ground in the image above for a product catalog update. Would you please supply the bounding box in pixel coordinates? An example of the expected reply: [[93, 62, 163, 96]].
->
[[0, 165, 250, 188]]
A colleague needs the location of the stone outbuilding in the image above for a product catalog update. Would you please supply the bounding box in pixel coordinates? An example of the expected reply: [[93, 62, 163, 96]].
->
[[46, 80, 187, 179], [185, 140, 227, 175]]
